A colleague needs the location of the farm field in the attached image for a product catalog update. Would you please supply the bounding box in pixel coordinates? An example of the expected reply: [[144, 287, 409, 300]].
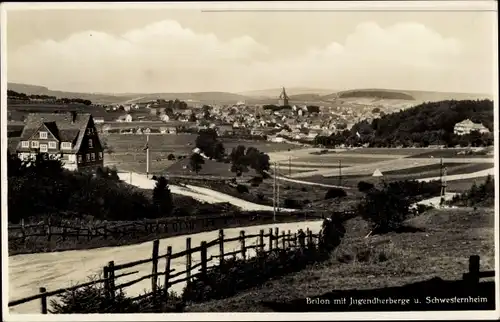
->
[[301, 166, 493, 192], [186, 207, 495, 312], [409, 148, 493, 159]]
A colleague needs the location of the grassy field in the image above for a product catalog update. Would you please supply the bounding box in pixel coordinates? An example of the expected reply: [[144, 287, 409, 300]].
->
[[410, 148, 493, 159], [335, 148, 437, 156], [185, 206, 495, 312], [301, 164, 493, 191]]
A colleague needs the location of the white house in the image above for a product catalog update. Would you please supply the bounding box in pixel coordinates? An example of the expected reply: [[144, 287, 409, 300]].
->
[[116, 114, 133, 122], [453, 119, 490, 136]]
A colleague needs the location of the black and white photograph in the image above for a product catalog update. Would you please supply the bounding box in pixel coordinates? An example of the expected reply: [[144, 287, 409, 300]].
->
[[1, 1, 498, 320]]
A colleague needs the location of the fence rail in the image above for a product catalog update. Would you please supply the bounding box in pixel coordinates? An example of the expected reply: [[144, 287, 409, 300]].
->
[[10, 223, 493, 315], [8, 211, 333, 244]]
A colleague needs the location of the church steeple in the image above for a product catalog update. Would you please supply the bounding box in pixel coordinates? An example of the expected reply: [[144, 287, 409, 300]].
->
[[278, 86, 289, 106]]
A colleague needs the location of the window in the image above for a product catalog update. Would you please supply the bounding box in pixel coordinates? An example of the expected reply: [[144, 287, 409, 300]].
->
[[77, 155, 83, 163], [61, 142, 72, 149], [39, 132, 48, 139], [48, 142, 57, 149], [40, 144, 48, 153], [21, 141, 29, 148], [90, 153, 95, 161], [31, 141, 39, 148], [87, 153, 91, 162], [99, 152, 103, 160], [88, 139, 93, 148]]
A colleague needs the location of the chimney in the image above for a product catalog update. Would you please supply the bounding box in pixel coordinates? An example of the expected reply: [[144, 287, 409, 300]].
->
[[70, 111, 77, 123]]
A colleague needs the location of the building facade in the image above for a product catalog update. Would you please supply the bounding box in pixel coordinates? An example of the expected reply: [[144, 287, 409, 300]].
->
[[453, 119, 490, 136], [16, 112, 104, 171], [278, 87, 290, 106]]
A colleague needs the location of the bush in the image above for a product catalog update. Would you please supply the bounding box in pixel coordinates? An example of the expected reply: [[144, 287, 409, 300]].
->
[[182, 246, 328, 303], [236, 184, 249, 194], [283, 198, 302, 209], [167, 154, 176, 160], [49, 279, 184, 313], [358, 186, 412, 234], [324, 187, 347, 200], [357, 181, 375, 192], [301, 187, 308, 192], [8, 154, 158, 223], [448, 175, 494, 207]]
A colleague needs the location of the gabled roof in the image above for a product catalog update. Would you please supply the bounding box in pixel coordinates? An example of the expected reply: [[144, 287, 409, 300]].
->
[[18, 112, 92, 153]]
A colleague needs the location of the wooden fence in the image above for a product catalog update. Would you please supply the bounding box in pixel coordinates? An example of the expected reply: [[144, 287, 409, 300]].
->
[[8, 211, 329, 244], [9, 226, 494, 315], [9, 226, 321, 313]]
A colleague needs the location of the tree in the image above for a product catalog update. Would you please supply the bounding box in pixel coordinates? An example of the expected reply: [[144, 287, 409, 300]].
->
[[152, 176, 173, 216], [324, 188, 347, 200], [357, 181, 375, 193], [189, 113, 197, 122], [358, 185, 412, 234], [213, 142, 225, 161], [230, 145, 248, 177], [189, 153, 205, 174], [244, 147, 270, 176], [195, 129, 218, 158]]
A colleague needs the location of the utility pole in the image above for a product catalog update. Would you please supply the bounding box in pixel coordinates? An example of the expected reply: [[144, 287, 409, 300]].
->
[[273, 162, 277, 221], [277, 163, 280, 213], [339, 160, 342, 186], [145, 134, 150, 178]]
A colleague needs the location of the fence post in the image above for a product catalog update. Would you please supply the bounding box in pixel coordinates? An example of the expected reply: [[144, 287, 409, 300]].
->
[[186, 237, 192, 282], [293, 233, 298, 249], [307, 229, 313, 247], [281, 231, 286, 249], [298, 230, 306, 250], [87, 229, 91, 241], [466, 255, 480, 283], [103, 264, 110, 299], [21, 218, 26, 243], [107, 261, 115, 300], [268, 228, 273, 251], [240, 230, 246, 260], [274, 227, 279, 249], [76, 228, 80, 241], [287, 230, 292, 248], [259, 229, 265, 253], [219, 229, 225, 265], [46, 219, 52, 242], [200, 241, 208, 279], [151, 239, 160, 295], [39, 287, 47, 314], [164, 246, 172, 297]]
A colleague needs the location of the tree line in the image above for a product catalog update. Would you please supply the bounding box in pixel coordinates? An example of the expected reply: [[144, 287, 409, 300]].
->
[[8, 90, 93, 106], [190, 129, 271, 177], [314, 99, 494, 148]]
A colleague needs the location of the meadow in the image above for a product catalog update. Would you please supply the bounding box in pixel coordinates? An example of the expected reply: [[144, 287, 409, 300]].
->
[[185, 206, 495, 312]]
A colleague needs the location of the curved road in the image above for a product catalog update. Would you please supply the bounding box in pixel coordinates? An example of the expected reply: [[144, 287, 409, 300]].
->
[[9, 221, 322, 314]]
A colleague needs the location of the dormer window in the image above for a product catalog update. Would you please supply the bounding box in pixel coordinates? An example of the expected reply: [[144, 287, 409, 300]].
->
[[39, 132, 48, 139], [88, 139, 93, 148], [61, 142, 72, 150]]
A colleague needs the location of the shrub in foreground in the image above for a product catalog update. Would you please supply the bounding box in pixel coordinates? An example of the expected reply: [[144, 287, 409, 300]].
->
[[325, 187, 347, 200], [182, 245, 329, 303]]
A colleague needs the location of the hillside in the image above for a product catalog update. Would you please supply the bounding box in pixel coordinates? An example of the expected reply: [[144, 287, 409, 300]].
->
[[239, 87, 334, 98], [7, 83, 130, 104], [335, 89, 416, 100], [318, 99, 494, 148]]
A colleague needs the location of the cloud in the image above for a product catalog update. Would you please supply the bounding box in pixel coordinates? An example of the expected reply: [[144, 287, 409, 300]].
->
[[9, 19, 489, 94]]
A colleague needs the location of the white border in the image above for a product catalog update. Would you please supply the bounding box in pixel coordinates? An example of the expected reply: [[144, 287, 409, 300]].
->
[[1, 1, 498, 321]]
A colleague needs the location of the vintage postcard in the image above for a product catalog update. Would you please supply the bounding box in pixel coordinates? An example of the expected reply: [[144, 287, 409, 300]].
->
[[1, 1, 498, 321]]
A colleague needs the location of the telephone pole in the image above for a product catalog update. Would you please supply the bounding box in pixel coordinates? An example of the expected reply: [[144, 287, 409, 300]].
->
[[273, 162, 277, 221], [339, 160, 342, 186], [277, 163, 280, 213], [145, 134, 150, 178]]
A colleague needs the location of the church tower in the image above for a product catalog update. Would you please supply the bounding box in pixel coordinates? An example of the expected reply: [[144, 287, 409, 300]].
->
[[278, 87, 289, 106]]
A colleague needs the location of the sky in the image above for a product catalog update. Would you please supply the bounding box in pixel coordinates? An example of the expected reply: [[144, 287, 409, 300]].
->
[[4, 2, 498, 94]]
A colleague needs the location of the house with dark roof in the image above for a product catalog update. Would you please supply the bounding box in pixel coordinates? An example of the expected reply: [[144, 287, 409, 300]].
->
[[16, 112, 104, 171]]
